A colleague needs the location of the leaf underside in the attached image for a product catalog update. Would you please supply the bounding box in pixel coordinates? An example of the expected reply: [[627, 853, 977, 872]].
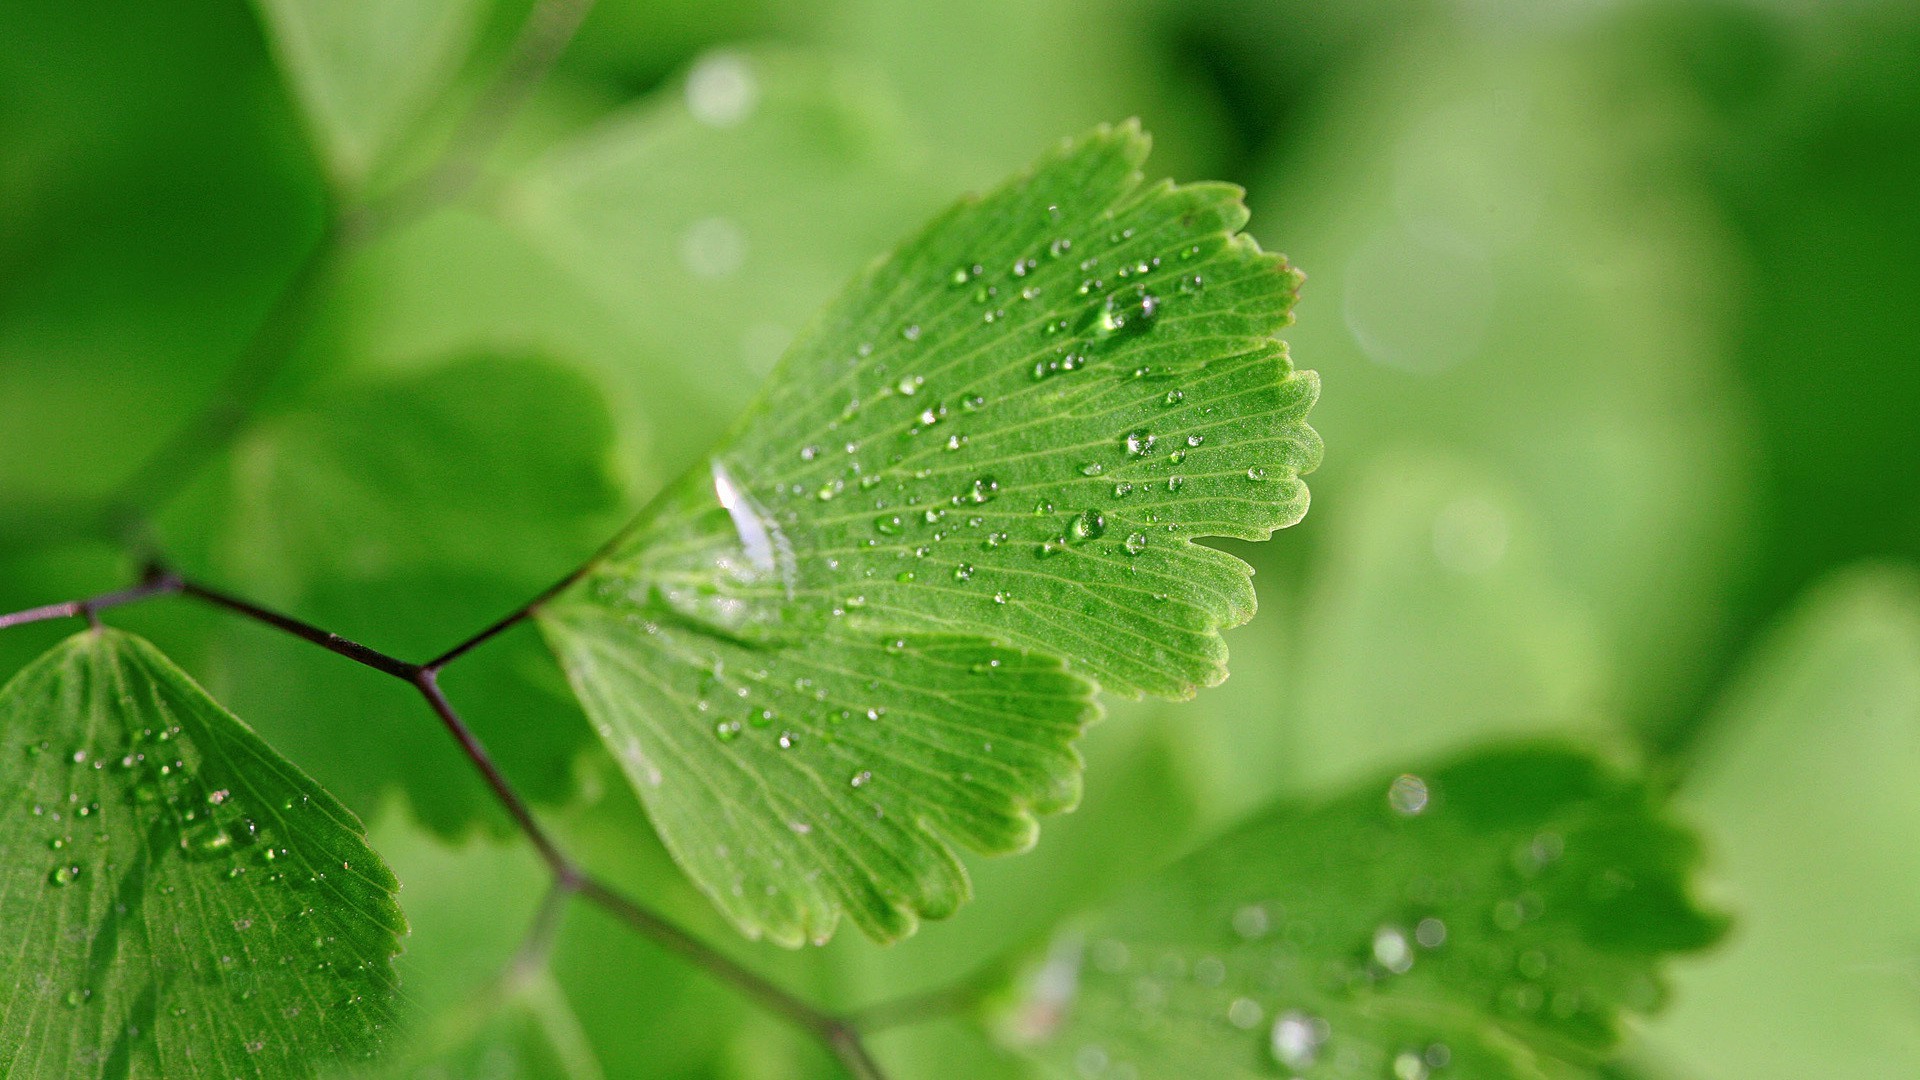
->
[[540, 122, 1321, 946], [994, 744, 1724, 1079], [0, 630, 404, 1079]]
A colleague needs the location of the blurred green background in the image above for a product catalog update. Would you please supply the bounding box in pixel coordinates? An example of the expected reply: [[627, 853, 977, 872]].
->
[[2, 0, 1917, 1076]]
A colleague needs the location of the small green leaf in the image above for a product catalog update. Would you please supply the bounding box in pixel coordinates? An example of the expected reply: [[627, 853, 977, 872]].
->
[[253, 0, 485, 187], [538, 122, 1319, 945], [0, 628, 404, 1078], [990, 744, 1723, 1079]]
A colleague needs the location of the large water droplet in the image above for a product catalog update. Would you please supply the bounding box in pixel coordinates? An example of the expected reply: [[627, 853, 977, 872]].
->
[[1095, 283, 1160, 337], [1270, 1011, 1326, 1070], [1069, 510, 1107, 543], [1388, 774, 1430, 816], [1373, 925, 1414, 974]]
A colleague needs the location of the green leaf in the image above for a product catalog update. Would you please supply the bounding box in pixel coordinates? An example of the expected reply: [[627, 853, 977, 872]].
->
[[1644, 564, 1920, 1079], [990, 744, 1723, 1080], [197, 354, 622, 838], [253, 0, 485, 188], [537, 122, 1319, 946], [0, 628, 404, 1078]]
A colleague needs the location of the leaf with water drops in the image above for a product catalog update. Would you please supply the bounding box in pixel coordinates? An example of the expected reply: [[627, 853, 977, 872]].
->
[[989, 744, 1724, 1080], [537, 122, 1318, 945], [0, 629, 405, 1078]]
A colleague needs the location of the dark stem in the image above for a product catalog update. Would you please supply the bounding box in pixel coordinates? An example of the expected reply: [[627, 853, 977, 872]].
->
[[573, 876, 885, 1079], [424, 555, 600, 671], [412, 668, 577, 878], [0, 568, 181, 631], [175, 579, 419, 680]]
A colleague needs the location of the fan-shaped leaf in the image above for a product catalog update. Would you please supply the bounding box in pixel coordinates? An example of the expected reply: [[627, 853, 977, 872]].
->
[[538, 122, 1319, 945]]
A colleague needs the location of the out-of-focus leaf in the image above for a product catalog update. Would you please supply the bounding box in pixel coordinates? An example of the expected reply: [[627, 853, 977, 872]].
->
[[359, 968, 603, 1080], [1291, 454, 1610, 785], [797, 0, 1233, 186], [0, 629, 404, 1078], [991, 745, 1723, 1080], [198, 355, 624, 838], [253, 0, 487, 188], [1249, 26, 1752, 730], [1645, 564, 1920, 1079], [538, 123, 1318, 946], [502, 48, 940, 477], [0, 2, 322, 513]]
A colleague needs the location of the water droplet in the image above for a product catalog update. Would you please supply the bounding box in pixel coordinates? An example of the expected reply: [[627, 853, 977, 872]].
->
[[1112, 482, 1133, 499], [64, 988, 89, 1008], [1049, 237, 1073, 258], [1032, 352, 1087, 380], [1167, 475, 1186, 492], [850, 771, 873, 789], [1388, 774, 1429, 815], [993, 591, 1012, 604], [950, 264, 981, 287], [1245, 466, 1268, 482], [1079, 462, 1105, 477], [1012, 257, 1038, 277], [1123, 532, 1148, 555], [1163, 390, 1184, 406], [901, 324, 922, 342], [1393, 1051, 1431, 1080], [685, 51, 759, 127], [961, 394, 986, 412], [1037, 537, 1069, 558], [874, 514, 904, 536], [1069, 510, 1107, 542], [715, 720, 742, 742], [1186, 434, 1204, 447], [1415, 917, 1448, 948], [1125, 430, 1156, 456], [953, 564, 975, 582], [49, 865, 79, 887], [1270, 1011, 1326, 1070], [1095, 283, 1160, 337], [778, 731, 799, 750], [1373, 925, 1414, 974], [1228, 905, 1269, 942]]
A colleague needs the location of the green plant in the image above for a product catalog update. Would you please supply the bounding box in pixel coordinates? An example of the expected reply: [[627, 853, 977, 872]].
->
[[5, 2, 1916, 1079]]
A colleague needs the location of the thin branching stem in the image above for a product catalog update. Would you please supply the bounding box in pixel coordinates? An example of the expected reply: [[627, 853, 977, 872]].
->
[[0, 567, 918, 1078]]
